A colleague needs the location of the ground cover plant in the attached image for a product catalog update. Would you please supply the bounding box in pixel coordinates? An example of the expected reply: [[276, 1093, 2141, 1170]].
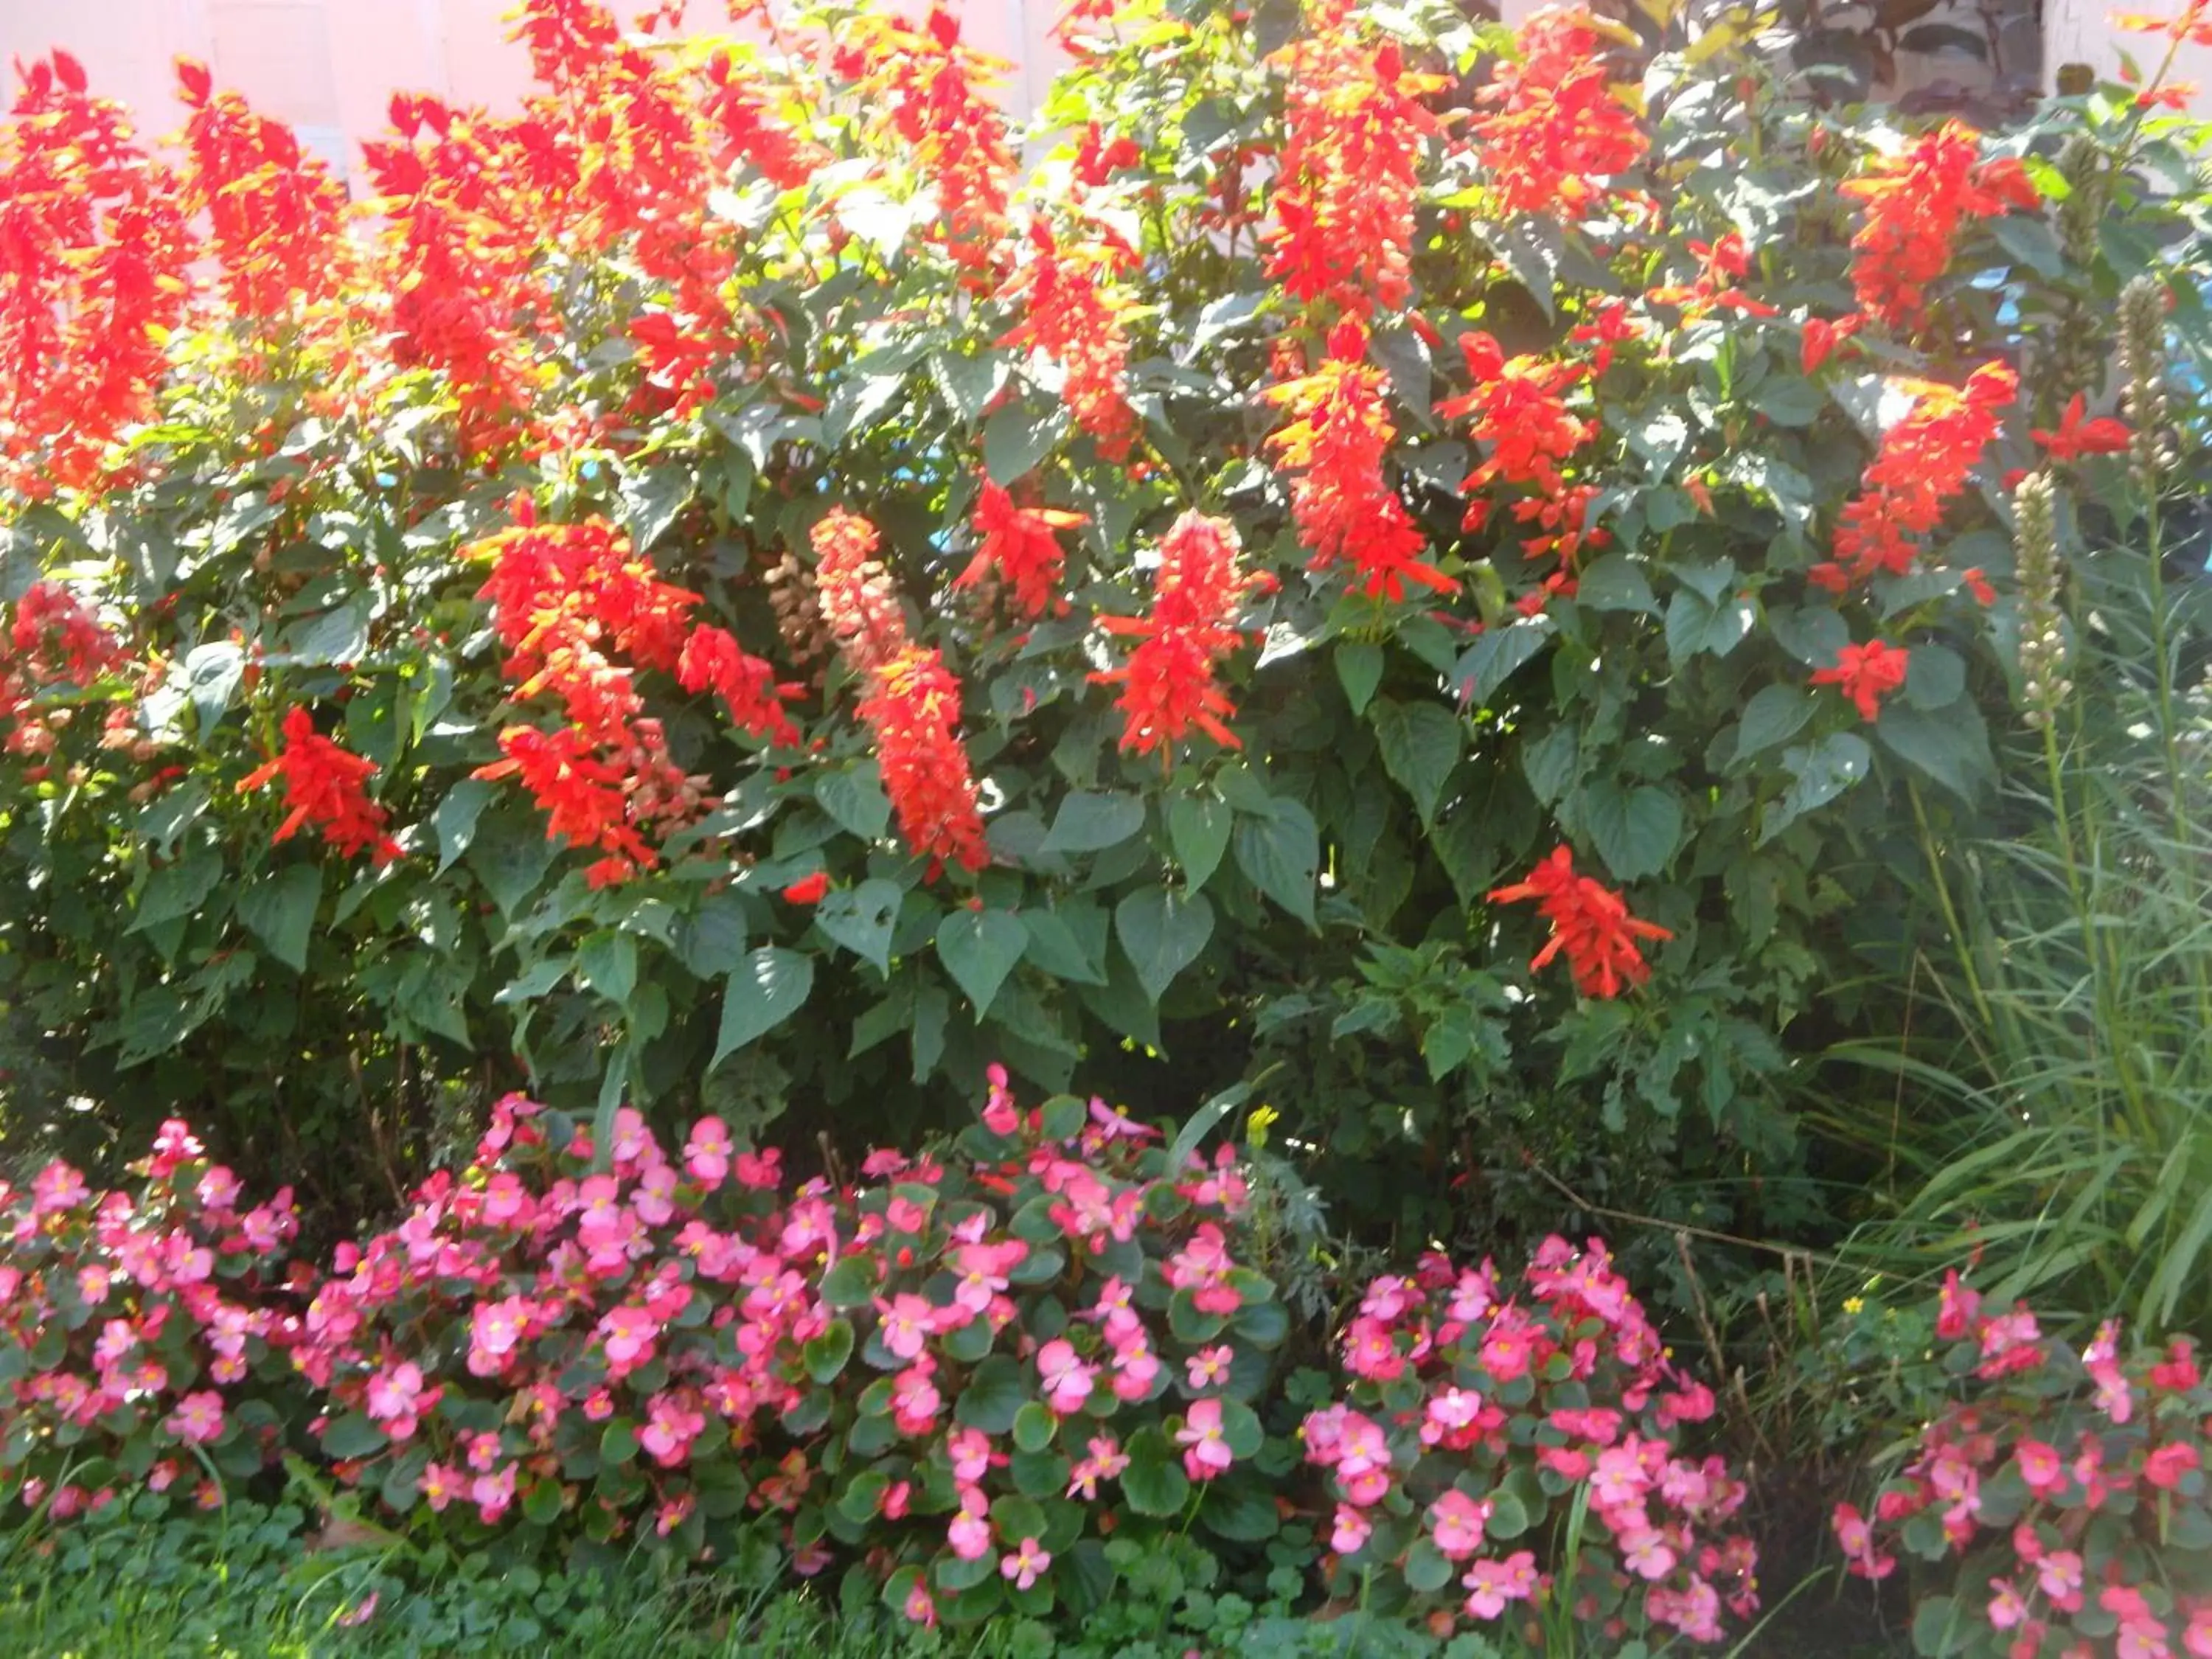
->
[[3, 0, 2212, 1651]]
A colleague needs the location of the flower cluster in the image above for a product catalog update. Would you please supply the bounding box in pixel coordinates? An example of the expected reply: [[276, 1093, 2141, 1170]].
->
[[1265, 0, 1441, 316], [1834, 1277, 2212, 1659], [1467, 8, 1648, 219], [1810, 639, 1911, 723], [956, 481, 1086, 620], [1265, 320, 1455, 601], [1439, 330, 1605, 575], [1307, 1237, 1757, 1646], [1840, 122, 2038, 330], [0, 1121, 300, 1520], [237, 706, 404, 866], [1489, 846, 1672, 998], [1093, 512, 1262, 760], [997, 220, 1138, 462], [1813, 362, 2018, 593], [467, 514, 796, 886]]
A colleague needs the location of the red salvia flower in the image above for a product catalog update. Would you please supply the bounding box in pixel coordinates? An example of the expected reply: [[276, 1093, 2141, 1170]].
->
[[473, 723, 656, 878], [1489, 845, 1672, 999], [2031, 394, 2131, 462], [703, 49, 830, 190], [1467, 9, 1647, 220], [811, 507, 909, 677], [997, 220, 1138, 460], [781, 871, 830, 905], [1093, 512, 1259, 758], [1439, 331, 1596, 544], [845, 7, 1015, 272], [1644, 234, 1777, 321], [956, 480, 1087, 619], [1265, 0, 1441, 316], [1814, 363, 2016, 591], [2114, 0, 2212, 45], [1800, 314, 1861, 375], [175, 61, 350, 321], [858, 646, 990, 874], [239, 707, 403, 866], [0, 54, 197, 499], [1811, 639, 1911, 722], [1265, 319, 1455, 600], [1840, 121, 2039, 330], [678, 626, 800, 747]]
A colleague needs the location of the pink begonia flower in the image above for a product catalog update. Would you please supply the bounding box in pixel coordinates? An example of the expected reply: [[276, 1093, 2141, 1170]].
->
[[1427, 1489, 1491, 1560], [336, 1592, 380, 1629], [165, 1391, 224, 1445], [2015, 1439, 2065, 1497], [1331, 1503, 1371, 1554], [1832, 1503, 1895, 1580], [1110, 1339, 1161, 1402], [1621, 1529, 1677, 1581], [1037, 1339, 1096, 1414], [1001, 1537, 1051, 1592], [684, 1116, 733, 1185], [655, 1495, 695, 1537], [31, 1161, 88, 1217], [947, 1427, 995, 1484], [420, 1462, 462, 1512], [631, 1163, 679, 1226], [952, 1241, 1025, 1315], [1175, 1398, 1234, 1480], [903, 1583, 936, 1628], [1087, 1096, 1159, 1141], [1977, 1306, 2043, 1379], [1461, 1552, 1539, 1620], [639, 1393, 706, 1467], [1067, 1435, 1130, 1500], [2036, 1550, 2084, 1611], [471, 1464, 517, 1523], [2086, 1320, 2134, 1423], [2183, 1604, 2212, 1659], [596, 1304, 659, 1371], [1935, 1268, 1982, 1340], [1185, 1344, 1233, 1391], [948, 1489, 992, 1560], [1422, 1387, 1482, 1444], [1342, 1316, 1405, 1381], [366, 1361, 428, 1439], [982, 1064, 1020, 1135], [195, 1166, 241, 1212], [876, 1293, 938, 1361], [2146, 1442, 2202, 1490]]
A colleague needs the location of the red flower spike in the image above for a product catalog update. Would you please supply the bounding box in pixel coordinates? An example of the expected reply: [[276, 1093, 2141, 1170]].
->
[[238, 708, 403, 866], [1092, 512, 1261, 761], [2031, 394, 2131, 462], [857, 645, 990, 873], [1810, 639, 1911, 722], [1489, 846, 1672, 999], [1468, 10, 1648, 219], [1823, 363, 2017, 591], [1265, 322, 1455, 601], [1840, 122, 2039, 330], [956, 481, 1087, 619], [996, 220, 1138, 460], [1263, 0, 1441, 317]]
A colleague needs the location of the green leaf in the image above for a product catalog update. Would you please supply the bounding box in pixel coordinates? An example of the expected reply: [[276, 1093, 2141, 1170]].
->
[[282, 595, 372, 666], [601, 1421, 639, 1466], [814, 878, 902, 974], [712, 947, 814, 1068], [1018, 905, 1108, 985], [182, 641, 246, 733], [982, 401, 1066, 485], [1665, 588, 1753, 663], [1012, 1402, 1058, 1454], [677, 894, 749, 979], [434, 779, 493, 874], [1403, 1539, 1453, 1594], [1234, 799, 1319, 928], [1877, 700, 1994, 801], [1751, 374, 1826, 427], [131, 850, 224, 933], [1114, 889, 1214, 1003], [1574, 554, 1658, 613], [1761, 732, 1871, 844], [1370, 698, 1463, 825], [1197, 1470, 1279, 1543], [953, 1355, 1026, 1434], [467, 814, 558, 917], [1040, 791, 1144, 855], [235, 863, 321, 973], [1121, 1427, 1190, 1517], [620, 465, 693, 550], [1991, 215, 2065, 279], [1770, 604, 1850, 667], [936, 909, 1027, 1017], [820, 1256, 877, 1310], [1454, 620, 1553, 706], [1905, 644, 1966, 711], [804, 1319, 856, 1383], [1334, 640, 1384, 714], [1733, 684, 1813, 762], [1579, 782, 1681, 882], [321, 1413, 387, 1460], [1910, 1595, 1964, 1658], [577, 930, 638, 1005], [815, 763, 892, 841], [1168, 795, 1231, 891]]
